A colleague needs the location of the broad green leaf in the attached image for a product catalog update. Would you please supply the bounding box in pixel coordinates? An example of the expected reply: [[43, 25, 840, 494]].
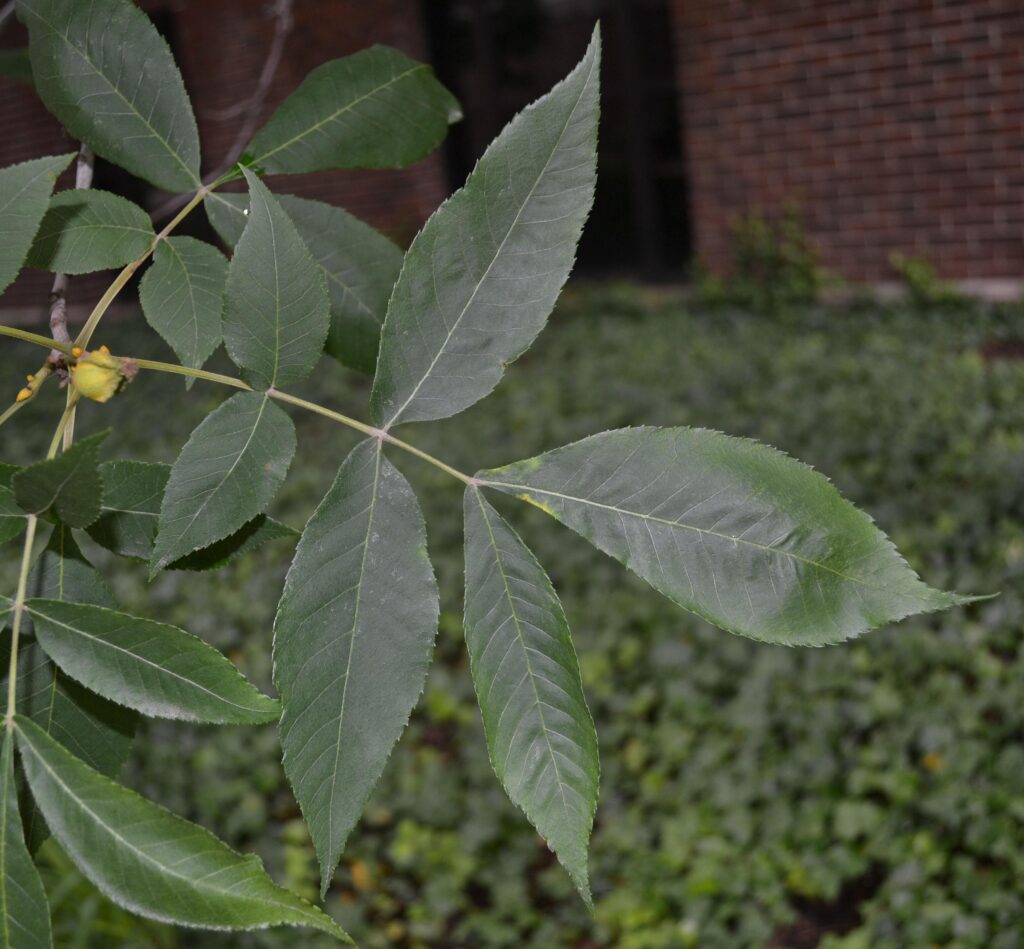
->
[[463, 489, 598, 905], [0, 487, 26, 545], [480, 427, 975, 646], [13, 430, 108, 528], [151, 393, 296, 572], [26, 189, 153, 274], [0, 48, 33, 84], [274, 439, 439, 895], [18, 0, 201, 193], [16, 525, 135, 852], [89, 459, 296, 569], [14, 716, 350, 941], [247, 45, 460, 175], [0, 152, 73, 293], [26, 599, 280, 724], [222, 170, 329, 390], [208, 192, 403, 374], [370, 29, 600, 428], [0, 465, 17, 490], [0, 733, 51, 949], [139, 237, 227, 388]]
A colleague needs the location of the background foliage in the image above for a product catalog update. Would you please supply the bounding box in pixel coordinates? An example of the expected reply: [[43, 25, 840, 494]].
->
[[5, 286, 1020, 948]]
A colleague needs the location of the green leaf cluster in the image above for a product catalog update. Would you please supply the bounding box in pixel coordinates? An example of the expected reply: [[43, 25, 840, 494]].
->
[[0, 2, 981, 944]]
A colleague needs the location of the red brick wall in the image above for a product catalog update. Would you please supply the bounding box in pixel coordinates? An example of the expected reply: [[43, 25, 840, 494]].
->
[[673, 0, 1024, 282], [0, 0, 447, 315]]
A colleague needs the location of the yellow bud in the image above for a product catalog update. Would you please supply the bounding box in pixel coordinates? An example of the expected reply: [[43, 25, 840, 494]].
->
[[71, 347, 83, 358], [26, 374, 35, 382], [15, 387, 32, 403], [70, 347, 135, 403]]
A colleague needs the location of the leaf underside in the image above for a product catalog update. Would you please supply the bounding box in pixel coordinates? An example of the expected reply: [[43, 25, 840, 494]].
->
[[15, 716, 350, 941], [463, 489, 598, 905], [480, 427, 972, 646], [274, 439, 439, 896], [370, 27, 600, 428], [0, 487, 26, 546]]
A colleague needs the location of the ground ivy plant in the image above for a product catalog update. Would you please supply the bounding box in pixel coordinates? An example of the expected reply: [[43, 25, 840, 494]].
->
[[0, 2, 978, 944]]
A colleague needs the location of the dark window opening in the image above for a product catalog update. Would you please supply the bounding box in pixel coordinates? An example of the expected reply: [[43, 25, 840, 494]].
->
[[422, 0, 690, 280]]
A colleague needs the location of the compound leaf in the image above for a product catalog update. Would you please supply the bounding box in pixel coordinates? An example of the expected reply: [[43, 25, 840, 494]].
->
[[370, 28, 600, 428], [140, 237, 227, 387], [151, 393, 296, 573], [274, 439, 438, 896], [463, 489, 598, 905], [222, 170, 329, 390], [0, 152, 73, 293], [15, 716, 350, 940], [26, 189, 153, 274], [0, 732, 51, 949], [13, 430, 108, 529], [26, 599, 280, 724], [208, 192, 402, 374], [247, 45, 459, 175], [480, 427, 976, 646], [18, 0, 201, 192]]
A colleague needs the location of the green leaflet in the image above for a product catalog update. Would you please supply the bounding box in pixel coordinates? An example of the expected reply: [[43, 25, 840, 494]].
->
[[26, 189, 153, 274], [370, 28, 600, 429], [222, 171, 329, 390], [0, 487, 25, 545], [0, 153, 73, 293], [13, 430, 108, 529], [90, 460, 296, 569], [0, 733, 51, 949], [26, 599, 280, 724], [247, 45, 460, 175], [17, 525, 135, 853], [480, 427, 975, 646], [151, 393, 296, 573], [14, 717, 350, 941], [207, 192, 403, 374], [274, 439, 439, 896], [463, 489, 598, 905], [139, 237, 227, 387], [17, 0, 201, 193]]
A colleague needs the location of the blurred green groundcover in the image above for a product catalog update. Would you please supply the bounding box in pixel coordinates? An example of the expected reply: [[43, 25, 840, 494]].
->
[[4, 285, 1022, 948]]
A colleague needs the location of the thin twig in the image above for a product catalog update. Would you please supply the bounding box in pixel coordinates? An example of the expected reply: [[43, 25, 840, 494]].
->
[[48, 144, 94, 367], [150, 0, 294, 221]]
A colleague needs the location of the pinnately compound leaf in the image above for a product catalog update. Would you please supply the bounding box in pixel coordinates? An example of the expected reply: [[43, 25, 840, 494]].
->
[[140, 237, 227, 387], [247, 45, 460, 175], [18, 0, 201, 192], [370, 28, 600, 429], [0, 732, 51, 949], [26, 599, 279, 724], [207, 192, 403, 374], [0, 152, 73, 293], [14, 716, 351, 941], [26, 189, 153, 274], [480, 427, 976, 646], [13, 430, 108, 529], [222, 170, 329, 390], [274, 439, 439, 896], [151, 393, 296, 573], [463, 489, 598, 905]]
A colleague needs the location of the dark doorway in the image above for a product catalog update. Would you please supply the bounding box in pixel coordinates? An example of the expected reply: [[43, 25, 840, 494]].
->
[[423, 0, 690, 280]]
